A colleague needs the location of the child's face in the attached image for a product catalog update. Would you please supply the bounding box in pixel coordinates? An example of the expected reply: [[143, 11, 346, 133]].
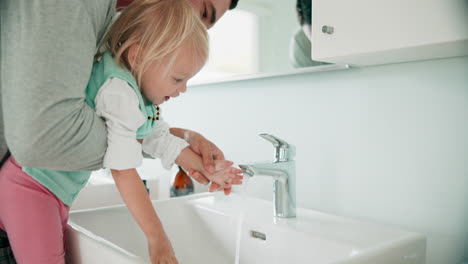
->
[[140, 46, 205, 105]]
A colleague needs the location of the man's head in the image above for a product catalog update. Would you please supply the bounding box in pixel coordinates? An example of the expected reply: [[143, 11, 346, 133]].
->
[[296, 0, 311, 39], [187, 0, 239, 28], [296, 0, 311, 26], [116, 0, 239, 29]]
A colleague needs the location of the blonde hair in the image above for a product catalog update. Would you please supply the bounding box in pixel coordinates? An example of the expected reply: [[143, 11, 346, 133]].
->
[[103, 0, 209, 85]]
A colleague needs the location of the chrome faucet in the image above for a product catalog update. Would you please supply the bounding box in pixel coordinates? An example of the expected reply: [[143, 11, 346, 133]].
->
[[239, 134, 296, 218]]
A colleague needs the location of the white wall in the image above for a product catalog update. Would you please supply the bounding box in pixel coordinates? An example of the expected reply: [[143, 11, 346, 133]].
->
[[160, 56, 468, 264]]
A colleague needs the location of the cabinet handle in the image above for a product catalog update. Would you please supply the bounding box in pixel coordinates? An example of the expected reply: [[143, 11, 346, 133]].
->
[[322, 25, 334, 34]]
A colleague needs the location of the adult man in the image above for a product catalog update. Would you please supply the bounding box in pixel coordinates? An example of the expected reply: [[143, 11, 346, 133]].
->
[[0, 1, 238, 261], [0, 0, 238, 191]]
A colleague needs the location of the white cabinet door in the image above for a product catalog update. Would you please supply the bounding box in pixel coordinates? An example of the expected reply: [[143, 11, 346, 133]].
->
[[311, 0, 468, 66]]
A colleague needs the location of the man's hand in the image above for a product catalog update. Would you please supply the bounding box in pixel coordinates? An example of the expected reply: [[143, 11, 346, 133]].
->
[[183, 131, 223, 174]]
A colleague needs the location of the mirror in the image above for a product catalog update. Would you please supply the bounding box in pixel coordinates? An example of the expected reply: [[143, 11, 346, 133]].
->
[[190, 0, 331, 84]]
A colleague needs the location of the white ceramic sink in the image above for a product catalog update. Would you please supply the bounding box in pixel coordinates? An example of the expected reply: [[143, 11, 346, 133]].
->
[[67, 192, 426, 264]]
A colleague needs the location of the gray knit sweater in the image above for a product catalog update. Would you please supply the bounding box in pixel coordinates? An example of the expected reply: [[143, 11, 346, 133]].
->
[[0, 0, 116, 170]]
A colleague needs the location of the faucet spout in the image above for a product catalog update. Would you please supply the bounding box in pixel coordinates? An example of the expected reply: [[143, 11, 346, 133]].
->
[[239, 134, 296, 218], [239, 162, 296, 218], [239, 164, 287, 183]]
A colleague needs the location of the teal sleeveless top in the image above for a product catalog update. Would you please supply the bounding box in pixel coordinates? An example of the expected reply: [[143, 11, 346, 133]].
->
[[23, 52, 158, 206]]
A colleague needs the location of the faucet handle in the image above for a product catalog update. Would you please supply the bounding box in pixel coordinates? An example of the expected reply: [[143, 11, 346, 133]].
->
[[259, 134, 295, 162]]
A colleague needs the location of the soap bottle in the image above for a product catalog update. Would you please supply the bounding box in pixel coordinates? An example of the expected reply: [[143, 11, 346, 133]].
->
[[170, 166, 194, 197]]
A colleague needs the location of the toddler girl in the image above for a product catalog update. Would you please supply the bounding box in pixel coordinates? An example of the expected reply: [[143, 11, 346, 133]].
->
[[0, 0, 242, 263]]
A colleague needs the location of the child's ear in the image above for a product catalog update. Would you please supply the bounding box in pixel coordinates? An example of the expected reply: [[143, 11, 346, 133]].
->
[[127, 44, 141, 69]]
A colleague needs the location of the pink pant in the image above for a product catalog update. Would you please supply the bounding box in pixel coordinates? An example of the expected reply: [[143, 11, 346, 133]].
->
[[0, 157, 69, 264]]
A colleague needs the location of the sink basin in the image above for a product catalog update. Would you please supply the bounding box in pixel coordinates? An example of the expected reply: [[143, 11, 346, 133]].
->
[[67, 192, 425, 264]]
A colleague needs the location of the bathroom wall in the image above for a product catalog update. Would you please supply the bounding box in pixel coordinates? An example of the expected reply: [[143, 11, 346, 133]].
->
[[154, 56, 468, 264]]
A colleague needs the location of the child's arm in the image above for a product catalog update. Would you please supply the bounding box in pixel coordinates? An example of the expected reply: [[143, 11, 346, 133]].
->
[[93, 77, 178, 262], [111, 168, 177, 263], [141, 120, 242, 188]]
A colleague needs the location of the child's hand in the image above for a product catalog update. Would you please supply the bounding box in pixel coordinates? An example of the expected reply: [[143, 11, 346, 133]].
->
[[205, 160, 242, 188], [175, 147, 243, 194], [148, 233, 178, 264], [189, 161, 243, 194]]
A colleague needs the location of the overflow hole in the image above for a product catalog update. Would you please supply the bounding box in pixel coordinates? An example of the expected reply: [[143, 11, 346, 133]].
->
[[250, 231, 266, 241]]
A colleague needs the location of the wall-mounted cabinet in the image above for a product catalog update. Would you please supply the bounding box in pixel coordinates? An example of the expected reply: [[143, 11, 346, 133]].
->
[[311, 0, 468, 66]]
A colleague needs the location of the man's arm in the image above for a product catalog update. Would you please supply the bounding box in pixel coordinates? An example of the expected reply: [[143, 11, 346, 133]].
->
[[169, 127, 225, 174], [1, 0, 113, 170]]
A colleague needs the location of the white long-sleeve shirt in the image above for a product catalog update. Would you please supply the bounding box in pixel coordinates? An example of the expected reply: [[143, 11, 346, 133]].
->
[[94, 78, 189, 170]]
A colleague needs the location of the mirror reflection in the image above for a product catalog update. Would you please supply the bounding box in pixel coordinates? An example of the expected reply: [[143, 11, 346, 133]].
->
[[191, 0, 328, 83]]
